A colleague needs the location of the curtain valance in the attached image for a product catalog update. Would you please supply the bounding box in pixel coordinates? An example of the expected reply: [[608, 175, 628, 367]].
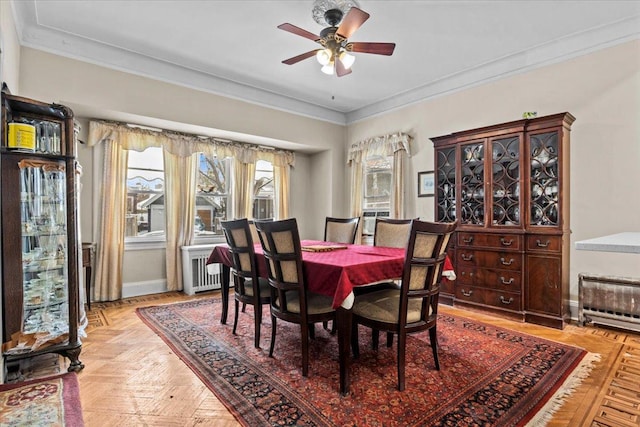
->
[[347, 131, 412, 164], [88, 120, 295, 167]]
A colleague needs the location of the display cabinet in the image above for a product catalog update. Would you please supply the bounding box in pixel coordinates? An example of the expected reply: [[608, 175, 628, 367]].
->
[[1, 90, 83, 373], [432, 113, 575, 329]]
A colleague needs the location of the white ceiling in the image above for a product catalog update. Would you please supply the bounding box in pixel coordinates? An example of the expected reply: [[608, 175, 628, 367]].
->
[[11, 0, 640, 125]]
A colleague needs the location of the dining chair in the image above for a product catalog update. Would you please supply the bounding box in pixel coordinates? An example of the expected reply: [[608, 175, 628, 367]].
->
[[254, 218, 336, 377], [221, 218, 271, 349], [324, 216, 360, 244], [374, 217, 414, 248], [248, 218, 273, 247], [351, 219, 458, 391]]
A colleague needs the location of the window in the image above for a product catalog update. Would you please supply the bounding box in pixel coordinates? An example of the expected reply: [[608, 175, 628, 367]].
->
[[126, 147, 165, 239], [126, 149, 232, 242], [195, 154, 231, 237], [253, 159, 274, 219], [361, 155, 392, 235], [363, 156, 392, 210]]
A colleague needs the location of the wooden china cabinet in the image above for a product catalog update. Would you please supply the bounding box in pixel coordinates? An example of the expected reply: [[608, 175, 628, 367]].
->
[[1, 90, 83, 376], [431, 113, 575, 329]]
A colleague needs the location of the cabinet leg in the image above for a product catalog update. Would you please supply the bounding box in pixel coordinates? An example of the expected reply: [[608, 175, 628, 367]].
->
[[64, 347, 84, 372]]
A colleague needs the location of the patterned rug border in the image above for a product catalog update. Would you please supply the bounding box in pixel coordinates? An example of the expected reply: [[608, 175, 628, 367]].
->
[[0, 372, 84, 426], [136, 297, 598, 427]]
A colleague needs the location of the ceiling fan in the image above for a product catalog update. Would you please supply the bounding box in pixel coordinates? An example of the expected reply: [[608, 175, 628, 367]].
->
[[277, 4, 396, 77]]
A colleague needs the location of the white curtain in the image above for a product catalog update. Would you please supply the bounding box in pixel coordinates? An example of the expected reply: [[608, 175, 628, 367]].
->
[[164, 151, 198, 291], [233, 159, 256, 219], [348, 132, 412, 224], [92, 138, 128, 301]]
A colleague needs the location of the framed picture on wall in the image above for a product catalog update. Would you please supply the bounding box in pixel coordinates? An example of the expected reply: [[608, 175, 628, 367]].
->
[[418, 171, 435, 197]]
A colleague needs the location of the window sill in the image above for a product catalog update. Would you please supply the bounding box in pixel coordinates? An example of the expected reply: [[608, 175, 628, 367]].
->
[[125, 235, 226, 251]]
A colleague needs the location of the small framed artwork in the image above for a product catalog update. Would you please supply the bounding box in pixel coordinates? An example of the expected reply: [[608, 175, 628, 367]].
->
[[418, 171, 435, 197]]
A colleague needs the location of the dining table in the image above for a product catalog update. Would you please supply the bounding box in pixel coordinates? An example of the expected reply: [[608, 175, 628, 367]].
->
[[206, 239, 454, 395]]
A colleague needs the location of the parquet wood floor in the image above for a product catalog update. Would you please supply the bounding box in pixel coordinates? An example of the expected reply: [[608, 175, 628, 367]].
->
[[73, 291, 640, 426]]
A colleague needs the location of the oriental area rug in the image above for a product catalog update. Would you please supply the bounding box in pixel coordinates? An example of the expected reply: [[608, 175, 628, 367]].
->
[[137, 298, 598, 427], [0, 372, 84, 426]]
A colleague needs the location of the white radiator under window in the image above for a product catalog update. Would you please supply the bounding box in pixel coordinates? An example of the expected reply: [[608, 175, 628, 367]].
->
[[181, 244, 223, 295]]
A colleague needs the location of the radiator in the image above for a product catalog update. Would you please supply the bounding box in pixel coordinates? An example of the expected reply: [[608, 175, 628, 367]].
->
[[578, 273, 640, 333], [181, 244, 223, 295]]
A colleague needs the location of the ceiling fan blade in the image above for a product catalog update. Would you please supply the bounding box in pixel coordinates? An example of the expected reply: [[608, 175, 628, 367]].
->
[[277, 23, 321, 42], [282, 50, 319, 65], [349, 42, 396, 56], [336, 7, 370, 39], [335, 58, 352, 77]]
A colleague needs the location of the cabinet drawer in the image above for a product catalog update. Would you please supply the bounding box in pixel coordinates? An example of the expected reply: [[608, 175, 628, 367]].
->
[[458, 267, 521, 292], [458, 232, 523, 250], [526, 235, 562, 253], [457, 250, 522, 271], [455, 286, 522, 311]]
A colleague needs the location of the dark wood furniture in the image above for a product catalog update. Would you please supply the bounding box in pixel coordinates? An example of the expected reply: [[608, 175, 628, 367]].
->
[[82, 242, 96, 310], [431, 113, 575, 329], [220, 219, 270, 349], [207, 239, 407, 394], [324, 216, 360, 244], [254, 219, 337, 377], [351, 220, 457, 391], [1, 91, 83, 372]]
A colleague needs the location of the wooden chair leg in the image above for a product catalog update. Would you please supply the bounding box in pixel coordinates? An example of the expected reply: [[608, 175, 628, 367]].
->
[[301, 323, 309, 377], [269, 315, 277, 358], [397, 333, 406, 391], [429, 327, 440, 370], [351, 322, 360, 359], [309, 323, 316, 340], [232, 299, 240, 335], [254, 304, 261, 349]]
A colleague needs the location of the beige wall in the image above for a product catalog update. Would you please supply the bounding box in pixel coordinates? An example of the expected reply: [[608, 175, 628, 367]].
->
[[348, 40, 640, 303], [1, 0, 21, 92]]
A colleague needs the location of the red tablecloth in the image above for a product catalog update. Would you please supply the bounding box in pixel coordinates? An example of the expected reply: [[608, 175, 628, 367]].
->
[[207, 240, 454, 309]]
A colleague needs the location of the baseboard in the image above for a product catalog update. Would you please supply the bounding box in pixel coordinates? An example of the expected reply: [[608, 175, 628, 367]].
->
[[122, 279, 168, 298]]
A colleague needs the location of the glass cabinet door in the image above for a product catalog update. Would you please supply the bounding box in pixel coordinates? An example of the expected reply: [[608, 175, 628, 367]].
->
[[490, 135, 521, 226], [19, 159, 69, 348], [460, 141, 485, 226], [436, 147, 456, 222], [529, 131, 559, 226]]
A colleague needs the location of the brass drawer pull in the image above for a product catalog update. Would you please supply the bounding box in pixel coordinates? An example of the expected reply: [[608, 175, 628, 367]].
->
[[500, 257, 514, 266], [461, 253, 473, 261], [500, 296, 514, 305], [500, 237, 513, 246], [500, 276, 514, 285], [461, 289, 473, 297], [462, 236, 474, 244], [536, 239, 550, 248]]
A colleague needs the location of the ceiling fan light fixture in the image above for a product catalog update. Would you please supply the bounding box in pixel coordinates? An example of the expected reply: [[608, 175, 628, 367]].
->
[[321, 63, 335, 75], [339, 50, 355, 69], [316, 48, 332, 66]]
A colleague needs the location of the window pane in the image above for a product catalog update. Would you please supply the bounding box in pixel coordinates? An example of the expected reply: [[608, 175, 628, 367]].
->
[[196, 154, 230, 237], [363, 156, 392, 210], [253, 160, 274, 219], [126, 147, 165, 238]]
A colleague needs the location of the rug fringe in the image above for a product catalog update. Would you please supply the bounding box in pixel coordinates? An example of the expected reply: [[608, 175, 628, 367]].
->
[[525, 352, 601, 427]]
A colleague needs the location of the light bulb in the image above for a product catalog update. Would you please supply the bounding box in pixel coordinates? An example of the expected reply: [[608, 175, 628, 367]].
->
[[339, 51, 355, 69], [321, 63, 334, 75], [316, 49, 332, 66]]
